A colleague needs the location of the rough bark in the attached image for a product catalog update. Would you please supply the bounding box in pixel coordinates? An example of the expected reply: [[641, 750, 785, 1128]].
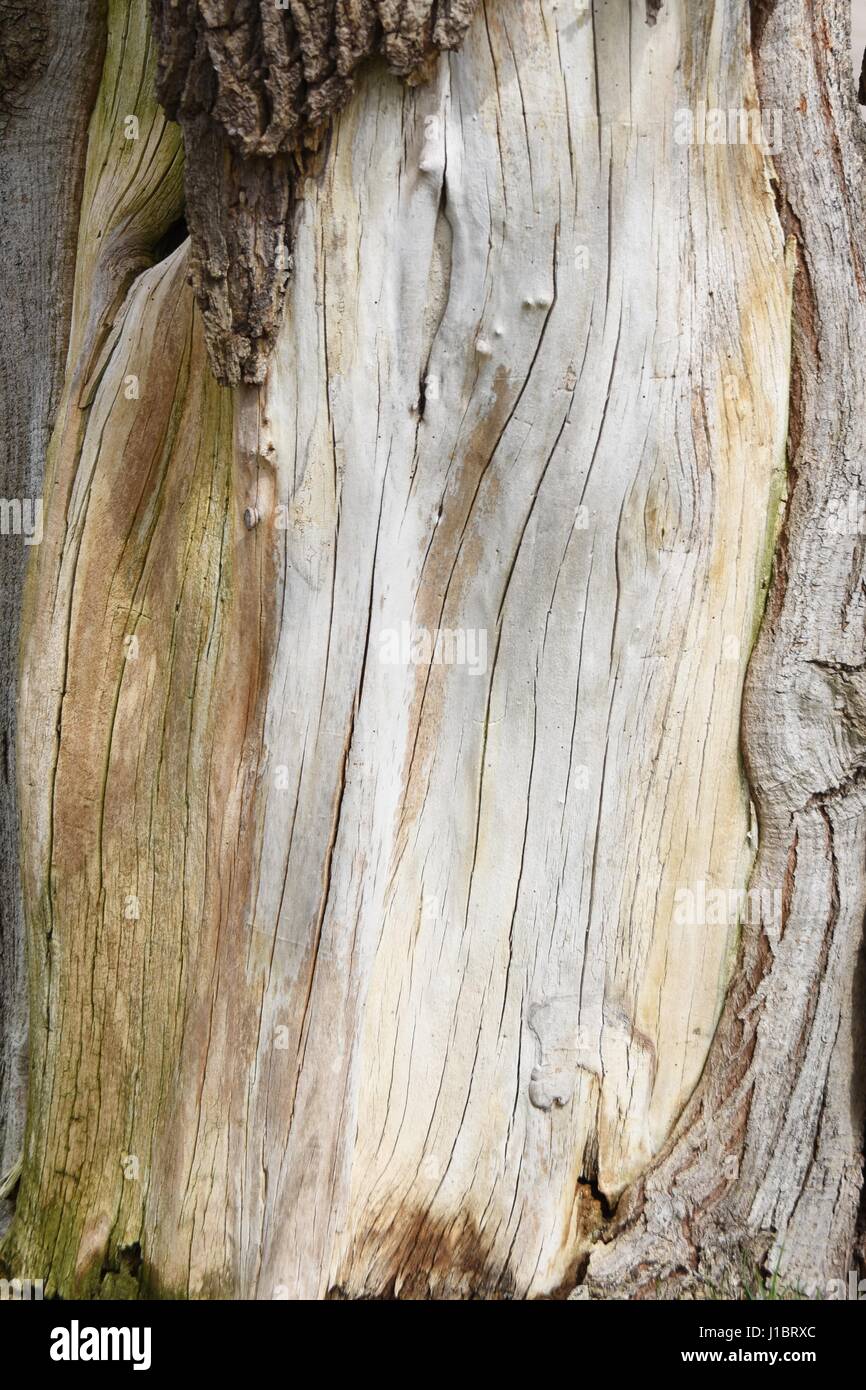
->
[[0, 0, 107, 1231], [588, 0, 866, 1299], [151, 0, 479, 385]]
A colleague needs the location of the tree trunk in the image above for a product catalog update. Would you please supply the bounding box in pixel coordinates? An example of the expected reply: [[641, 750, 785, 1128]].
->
[[1, 0, 863, 1300]]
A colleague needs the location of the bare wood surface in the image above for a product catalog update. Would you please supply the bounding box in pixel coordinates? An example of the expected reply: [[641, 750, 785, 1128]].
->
[[7, 0, 797, 1297], [0, 0, 107, 1230]]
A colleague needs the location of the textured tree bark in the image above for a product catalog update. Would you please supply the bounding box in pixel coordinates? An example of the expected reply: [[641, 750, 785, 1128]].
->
[[1, 0, 863, 1301]]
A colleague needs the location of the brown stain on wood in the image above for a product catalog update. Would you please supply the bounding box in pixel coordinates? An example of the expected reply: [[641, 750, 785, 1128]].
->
[[338, 1205, 517, 1299], [13, 246, 281, 1294]]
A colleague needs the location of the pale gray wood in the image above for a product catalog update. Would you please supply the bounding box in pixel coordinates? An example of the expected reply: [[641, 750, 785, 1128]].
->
[[5, 0, 864, 1301], [10, 0, 792, 1297]]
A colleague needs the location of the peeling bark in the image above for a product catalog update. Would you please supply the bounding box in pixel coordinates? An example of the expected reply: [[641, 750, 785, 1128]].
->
[[150, 0, 479, 384]]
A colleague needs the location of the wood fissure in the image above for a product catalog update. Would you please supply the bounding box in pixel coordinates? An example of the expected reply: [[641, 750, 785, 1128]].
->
[[150, 0, 480, 385], [588, 0, 866, 1299], [4, 0, 862, 1302], [0, 0, 108, 1235]]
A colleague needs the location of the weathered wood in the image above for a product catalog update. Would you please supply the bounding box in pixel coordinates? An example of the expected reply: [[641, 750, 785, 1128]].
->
[[5, 0, 799, 1298], [589, 0, 866, 1298], [0, 0, 107, 1231]]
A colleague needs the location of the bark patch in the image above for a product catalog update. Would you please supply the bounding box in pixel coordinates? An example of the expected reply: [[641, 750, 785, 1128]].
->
[[0, 2, 49, 133], [151, 0, 479, 386]]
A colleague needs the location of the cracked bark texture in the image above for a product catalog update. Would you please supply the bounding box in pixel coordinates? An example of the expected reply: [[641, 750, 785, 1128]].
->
[[0, 0, 107, 1232], [150, 0, 479, 384], [588, 0, 866, 1299]]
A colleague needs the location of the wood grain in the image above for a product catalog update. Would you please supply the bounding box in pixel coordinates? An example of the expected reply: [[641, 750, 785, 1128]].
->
[[0, 0, 107, 1231], [6, 0, 808, 1298]]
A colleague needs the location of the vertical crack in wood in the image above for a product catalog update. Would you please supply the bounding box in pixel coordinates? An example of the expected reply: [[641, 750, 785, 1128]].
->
[[587, 0, 866, 1298], [0, 0, 108, 1236]]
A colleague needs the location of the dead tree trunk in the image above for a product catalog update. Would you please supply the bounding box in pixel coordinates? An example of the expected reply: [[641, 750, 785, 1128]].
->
[[590, 0, 866, 1299], [0, 0, 863, 1299], [0, 0, 106, 1232]]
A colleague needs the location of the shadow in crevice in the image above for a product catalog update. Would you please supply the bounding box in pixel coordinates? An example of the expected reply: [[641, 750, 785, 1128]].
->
[[152, 214, 189, 264]]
